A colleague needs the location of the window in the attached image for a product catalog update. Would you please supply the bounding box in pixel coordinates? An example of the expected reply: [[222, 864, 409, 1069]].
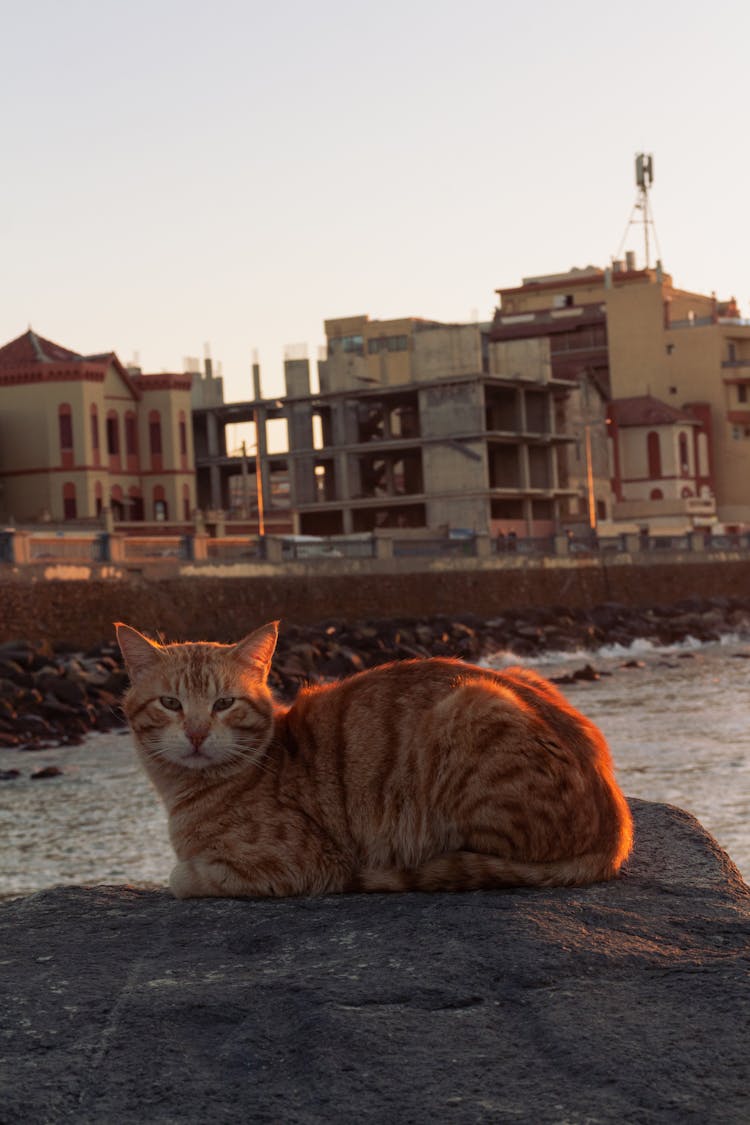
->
[[328, 334, 364, 356], [125, 413, 138, 457], [153, 485, 168, 520], [90, 405, 100, 466], [368, 335, 409, 354], [94, 481, 103, 516], [149, 411, 162, 455], [62, 482, 77, 520], [129, 488, 144, 521], [647, 431, 662, 478], [106, 413, 119, 455], [739, 385, 748, 404], [182, 483, 191, 521], [650, 488, 663, 500], [179, 415, 187, 456], [678, 433, 689, 474], [58, 405, 73, 454]]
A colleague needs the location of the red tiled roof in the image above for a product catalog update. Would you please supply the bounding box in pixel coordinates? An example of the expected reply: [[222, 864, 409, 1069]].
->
[[608, 395, 697, 427], [0, 329, 84, 368]]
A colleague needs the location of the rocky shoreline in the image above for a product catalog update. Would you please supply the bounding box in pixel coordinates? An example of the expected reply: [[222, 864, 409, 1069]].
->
[[1, 593, 749, 756]]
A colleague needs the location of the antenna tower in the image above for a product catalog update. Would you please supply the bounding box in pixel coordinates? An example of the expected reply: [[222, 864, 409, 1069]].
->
[[616, 153, 661, 269]]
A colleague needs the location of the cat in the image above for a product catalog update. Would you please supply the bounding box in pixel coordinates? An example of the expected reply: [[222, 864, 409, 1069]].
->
[[116, 620, 633, 899]]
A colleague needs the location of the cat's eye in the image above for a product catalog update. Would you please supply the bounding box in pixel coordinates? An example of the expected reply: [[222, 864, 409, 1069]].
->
[[160, 696, 182, 711], [213, 697, 235, 712]]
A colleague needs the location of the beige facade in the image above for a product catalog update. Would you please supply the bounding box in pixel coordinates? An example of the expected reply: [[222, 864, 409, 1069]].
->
[[0, 331, 196, 523], [493, 263, 750, 526]]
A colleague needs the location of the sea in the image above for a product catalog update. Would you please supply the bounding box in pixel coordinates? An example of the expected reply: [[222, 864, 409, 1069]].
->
[[1, 636, 748, 900]]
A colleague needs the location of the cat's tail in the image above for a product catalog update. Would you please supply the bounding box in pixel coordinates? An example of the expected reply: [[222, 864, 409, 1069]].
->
[[348, 849, 628, 894]]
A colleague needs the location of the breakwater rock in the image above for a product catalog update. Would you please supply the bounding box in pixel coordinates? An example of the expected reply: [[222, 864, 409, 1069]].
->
[[1, 799, 748, 1123], [2, 595, 750, 751]]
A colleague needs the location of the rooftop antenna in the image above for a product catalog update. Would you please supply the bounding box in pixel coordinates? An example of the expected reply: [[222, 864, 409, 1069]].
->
[[616, 153, 661, 269]]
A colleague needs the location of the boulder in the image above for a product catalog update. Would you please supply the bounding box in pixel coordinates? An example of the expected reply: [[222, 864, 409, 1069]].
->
[[0, 800, 748, 1123]]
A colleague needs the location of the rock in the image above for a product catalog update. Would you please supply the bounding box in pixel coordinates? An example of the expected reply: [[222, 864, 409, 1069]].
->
[[0, 768, 20, 779], [0, 801, 748, 1123], [29, 765, 63, 779]]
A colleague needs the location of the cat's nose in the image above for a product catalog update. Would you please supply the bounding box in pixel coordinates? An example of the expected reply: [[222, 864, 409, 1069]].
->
[[186, 726, 209, 750]]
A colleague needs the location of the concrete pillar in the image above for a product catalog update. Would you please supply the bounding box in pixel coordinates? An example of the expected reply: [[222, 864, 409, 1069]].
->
[[375, 534, 394, 559], [475, 532, 491, 558], [264, 537, 284, 563]]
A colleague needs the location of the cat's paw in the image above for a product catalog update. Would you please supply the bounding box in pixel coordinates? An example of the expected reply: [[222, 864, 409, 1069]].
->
[[169, 858, 232, 899]]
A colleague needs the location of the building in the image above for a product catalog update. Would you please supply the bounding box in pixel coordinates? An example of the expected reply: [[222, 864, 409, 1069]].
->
[[0, 330, 196, 523], [490, 259, 744, 528], [191, 314, 577, 539], [288, 315, 575, 536]]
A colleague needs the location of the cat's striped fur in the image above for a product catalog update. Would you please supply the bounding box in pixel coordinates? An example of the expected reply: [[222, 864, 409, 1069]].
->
[[116, 621, 633, 899]]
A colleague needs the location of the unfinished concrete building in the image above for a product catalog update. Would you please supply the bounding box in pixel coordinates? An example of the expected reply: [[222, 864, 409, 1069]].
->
[[286, 316, 575, 537], [191, 315, 576, 538]]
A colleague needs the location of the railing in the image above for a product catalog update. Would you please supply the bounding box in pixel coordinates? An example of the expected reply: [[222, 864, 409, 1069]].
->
[[393, 537, 476, 558], [3, 528, 750, 567], [494, 535, 555, 557], [206, 537, 265, 562], [282, 537, 376, 561], [27, 535, 99, 562], [120, 536, 185, 561]]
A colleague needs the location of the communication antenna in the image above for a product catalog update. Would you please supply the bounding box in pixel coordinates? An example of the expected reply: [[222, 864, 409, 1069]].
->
[[616, 153, 661, 269]]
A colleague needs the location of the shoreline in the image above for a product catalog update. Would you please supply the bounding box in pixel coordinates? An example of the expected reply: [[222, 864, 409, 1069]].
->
[[1, 593, 749, 753]]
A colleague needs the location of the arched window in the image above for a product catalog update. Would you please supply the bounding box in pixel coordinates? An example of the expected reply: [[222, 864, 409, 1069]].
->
[[149, 410, 163, 472], [62, 482, 77, 520], [106, 411, 121, 471], [681, 486, 693, 499], [647, 431, 662, 478], [111, 485, 124, 521], [649, 488, 663, 500], [125, 411, 138, 472], [153, 485, 168, 521], [182, 482, 191, 521], [58, 404, 74, 468], [90, 405, 100, 467], [94, 480, 103, 517], [179, 410, 188, 469], [678, 433, 689, 474], [129, 487, 144, 521]]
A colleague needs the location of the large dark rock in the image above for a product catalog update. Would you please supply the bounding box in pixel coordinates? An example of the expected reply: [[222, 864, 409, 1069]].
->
[[1, 800, 748, 1123]]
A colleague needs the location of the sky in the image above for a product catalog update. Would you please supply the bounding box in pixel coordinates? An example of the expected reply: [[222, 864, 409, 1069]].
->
[[3, 0, 749, 416]]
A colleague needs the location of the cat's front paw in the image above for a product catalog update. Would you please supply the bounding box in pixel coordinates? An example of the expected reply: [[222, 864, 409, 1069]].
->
[[169, 858, 232, 899]]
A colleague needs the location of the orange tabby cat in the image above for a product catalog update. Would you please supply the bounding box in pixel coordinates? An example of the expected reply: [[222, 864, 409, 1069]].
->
[[116, 620, 633, 899]]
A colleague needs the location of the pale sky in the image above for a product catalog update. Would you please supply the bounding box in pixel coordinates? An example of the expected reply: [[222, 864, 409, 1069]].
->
[[3, 0, 749, 413]]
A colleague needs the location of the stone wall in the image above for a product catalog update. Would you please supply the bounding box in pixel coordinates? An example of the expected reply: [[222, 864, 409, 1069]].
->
[[3, 555, 750, 647]]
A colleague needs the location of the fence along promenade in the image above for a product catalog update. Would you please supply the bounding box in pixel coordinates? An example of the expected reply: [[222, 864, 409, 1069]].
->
[[1, 526, 749, 569]]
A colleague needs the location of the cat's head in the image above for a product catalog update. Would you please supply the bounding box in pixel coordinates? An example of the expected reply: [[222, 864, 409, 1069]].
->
[[115, 621, 279, 774]]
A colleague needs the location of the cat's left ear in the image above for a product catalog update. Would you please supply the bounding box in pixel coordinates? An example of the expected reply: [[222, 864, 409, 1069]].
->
[[231, 621, 279, 680]]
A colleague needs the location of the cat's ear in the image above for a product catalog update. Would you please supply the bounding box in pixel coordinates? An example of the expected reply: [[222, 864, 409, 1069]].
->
[[231, 621, 279, 680], [115, 623, 165, 680]]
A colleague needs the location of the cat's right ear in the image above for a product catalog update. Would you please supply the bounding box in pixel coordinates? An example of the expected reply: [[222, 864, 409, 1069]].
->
[[115, 623, 165, 680]]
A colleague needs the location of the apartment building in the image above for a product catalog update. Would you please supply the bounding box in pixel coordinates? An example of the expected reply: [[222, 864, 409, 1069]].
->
[[490, 259, 740, 527], [0, 330, 196, 523]]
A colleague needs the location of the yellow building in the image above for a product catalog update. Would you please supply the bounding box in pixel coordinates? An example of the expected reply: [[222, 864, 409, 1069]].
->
[[0, 330, 196, 523], [492, 261, 750, 527]]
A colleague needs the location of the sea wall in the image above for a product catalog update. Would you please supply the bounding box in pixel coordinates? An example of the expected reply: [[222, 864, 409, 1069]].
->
[[3, 553, 750, 647], [1, 800, 749, 1123]]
